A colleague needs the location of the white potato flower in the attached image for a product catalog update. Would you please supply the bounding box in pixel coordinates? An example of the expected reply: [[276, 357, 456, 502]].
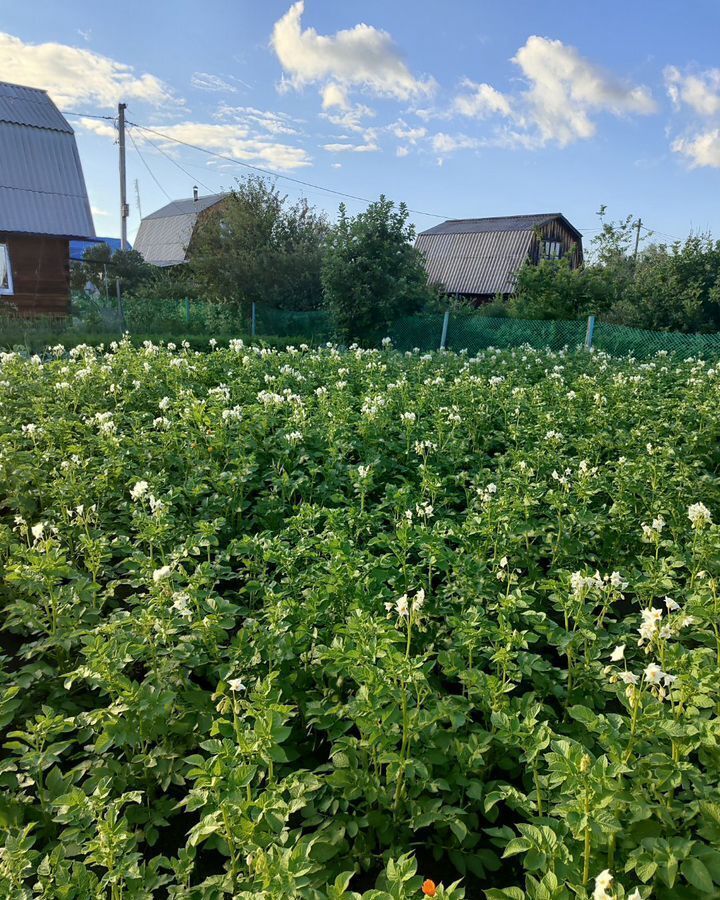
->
[[131, 481, 149, 501], [643, 663, 663, 684], [688, 502, 712, 529]]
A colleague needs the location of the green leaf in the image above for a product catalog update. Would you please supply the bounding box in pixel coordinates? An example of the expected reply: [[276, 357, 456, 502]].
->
[[682, 858, 715, 894]]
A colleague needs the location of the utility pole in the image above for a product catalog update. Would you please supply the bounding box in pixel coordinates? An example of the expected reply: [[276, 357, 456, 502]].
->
[[633, 217, 642, 262], [118, 102, 129, 250]]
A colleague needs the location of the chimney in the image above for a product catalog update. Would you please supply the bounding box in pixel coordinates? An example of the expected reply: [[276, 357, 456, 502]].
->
[[193, 186, 198, 202]]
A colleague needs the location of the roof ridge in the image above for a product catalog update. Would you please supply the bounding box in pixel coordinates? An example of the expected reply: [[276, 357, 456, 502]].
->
[[0, 80, 49, 95], [445, 213, 560, 222]]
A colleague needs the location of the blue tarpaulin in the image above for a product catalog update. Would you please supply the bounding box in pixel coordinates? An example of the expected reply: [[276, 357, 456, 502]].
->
[[70, 237, 129, 261]]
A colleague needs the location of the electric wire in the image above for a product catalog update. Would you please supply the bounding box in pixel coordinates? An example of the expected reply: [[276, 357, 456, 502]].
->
[[130, 126, 218, 195], [126, 120, 450, 220], [127, 127, 173, 202]]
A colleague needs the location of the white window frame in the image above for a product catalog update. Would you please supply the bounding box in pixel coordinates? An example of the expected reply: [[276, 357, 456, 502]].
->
[[541, 240, 562, 261], [0, 243, 14, 296]]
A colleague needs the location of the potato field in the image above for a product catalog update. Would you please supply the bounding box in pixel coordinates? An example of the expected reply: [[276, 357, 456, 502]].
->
[[1, 339, 719, 899]]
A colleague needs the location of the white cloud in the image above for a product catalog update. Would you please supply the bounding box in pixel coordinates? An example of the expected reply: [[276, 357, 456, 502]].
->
[[396, 145, 409, 157], [271, 1, 435, 101], [330, 162, 342, 168], [452, 79, 513, 119], [322, 83, 349, 110], [665, 66, 720, 168], [76, 111, 311, 172], [321, 103, 375, 134], [665, 66, 720, 117], [78, 117, 116, 139], [191, 72, 238, 93], [91, 205, 110, 217], [150, 122, 312, 170], [431, 132, 480, 155], [672, 130, 720, 168], [451, 36, 655, 148], [215, 104, 301, 136], [512, 36, 656, 146], [389, 120, 427, 143], [0, 31, 176, 109], [323, 141, 378, 153]]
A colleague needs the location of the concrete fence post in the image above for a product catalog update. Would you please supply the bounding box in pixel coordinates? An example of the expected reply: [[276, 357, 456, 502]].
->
[[251, 301, 257, 338], [585, 315, 596, 350], [439, 308, 450, 350]]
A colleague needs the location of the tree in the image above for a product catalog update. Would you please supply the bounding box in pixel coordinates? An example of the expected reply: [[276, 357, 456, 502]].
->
[[612, 235, 720, 332], [321, 196, 432, 342], [188, 176, 328, 314], [71, 244, 154, 297]]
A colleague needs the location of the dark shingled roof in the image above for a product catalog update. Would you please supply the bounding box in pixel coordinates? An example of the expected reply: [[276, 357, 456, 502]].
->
[[419, 213, 582, 241]]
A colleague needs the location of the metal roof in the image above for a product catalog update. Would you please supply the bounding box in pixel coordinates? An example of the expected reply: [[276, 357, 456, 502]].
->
[[419, 213, 581, 240], [134, 193, 228, 266], [415, 229, 535, 296], [0, 81, 95, 239]]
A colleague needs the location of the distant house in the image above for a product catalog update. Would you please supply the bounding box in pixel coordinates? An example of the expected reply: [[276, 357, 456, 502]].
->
[[0, 80, 95, 316], [134, 191, 229, 267], [415, 213, 583, 303]]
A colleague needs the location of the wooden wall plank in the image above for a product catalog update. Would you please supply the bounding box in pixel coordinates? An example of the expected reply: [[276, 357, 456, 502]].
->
[[0, 233, 70, 317]]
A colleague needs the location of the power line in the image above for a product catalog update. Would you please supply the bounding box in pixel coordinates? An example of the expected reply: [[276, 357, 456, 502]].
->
[[127, 127, 172, 202], [130, 126, 217, 195], [63, 111, 116, 122], [126, 120, 450, 220]]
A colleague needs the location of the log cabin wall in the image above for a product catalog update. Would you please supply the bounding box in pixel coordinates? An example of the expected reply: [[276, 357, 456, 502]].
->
[[531, 220, 584, 268], [0, 232, 70, 317]]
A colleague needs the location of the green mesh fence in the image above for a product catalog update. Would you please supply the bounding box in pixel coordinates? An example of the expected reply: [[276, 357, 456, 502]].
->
[[253, 307, 333, 341], [592, 321, 720, 358], [447, 316, 588, 353], [20, 296, 720, 357], [386, 314, 447, 351]]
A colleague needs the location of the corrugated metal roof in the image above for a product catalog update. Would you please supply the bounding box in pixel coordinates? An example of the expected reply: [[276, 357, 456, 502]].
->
[[0, 80, 95, 238], [0, 81, 72, 132], [144, 194, 228, 220], [134, 193, 228, 266], [415, 229, 535, 296], [419, 214, 577, 237]]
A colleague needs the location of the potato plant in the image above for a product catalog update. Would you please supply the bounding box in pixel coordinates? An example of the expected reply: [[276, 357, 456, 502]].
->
[[0, 338, 719, 899]]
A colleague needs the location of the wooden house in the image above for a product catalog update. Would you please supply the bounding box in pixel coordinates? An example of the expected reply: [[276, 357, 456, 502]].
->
[[415, 213, 583, 303], [134, 190, 229, 267], [0, 81, 95, 316]]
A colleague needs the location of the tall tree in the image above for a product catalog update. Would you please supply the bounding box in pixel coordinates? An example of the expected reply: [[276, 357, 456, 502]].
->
[[188, 176, 328, 315], [321, 196, 432, 342]]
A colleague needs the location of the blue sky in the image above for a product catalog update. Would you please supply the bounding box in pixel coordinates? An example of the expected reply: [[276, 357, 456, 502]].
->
[[3, 0, 720, 246]]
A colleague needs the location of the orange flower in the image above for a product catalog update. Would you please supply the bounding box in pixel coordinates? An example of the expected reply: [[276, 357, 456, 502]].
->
[[422, 880, 437, 897]]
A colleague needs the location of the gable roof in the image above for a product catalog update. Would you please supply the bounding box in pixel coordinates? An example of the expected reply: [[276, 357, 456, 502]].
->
[[134, 193, 228, 266], [0, 81, 95, 239], [416, 213, 583, 296], [416, 229, 536, 296], [419, 213, 583, 242]]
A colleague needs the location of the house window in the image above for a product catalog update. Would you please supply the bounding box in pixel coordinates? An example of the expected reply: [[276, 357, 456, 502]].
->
[[0, 243, 14, 295], [541, 240, 562, 260]]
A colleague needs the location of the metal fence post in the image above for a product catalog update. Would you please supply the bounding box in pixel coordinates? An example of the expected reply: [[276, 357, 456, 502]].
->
[[439, 308, 450, 350], [585, 315, 596, 350], [251, 302, 257, 338]]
